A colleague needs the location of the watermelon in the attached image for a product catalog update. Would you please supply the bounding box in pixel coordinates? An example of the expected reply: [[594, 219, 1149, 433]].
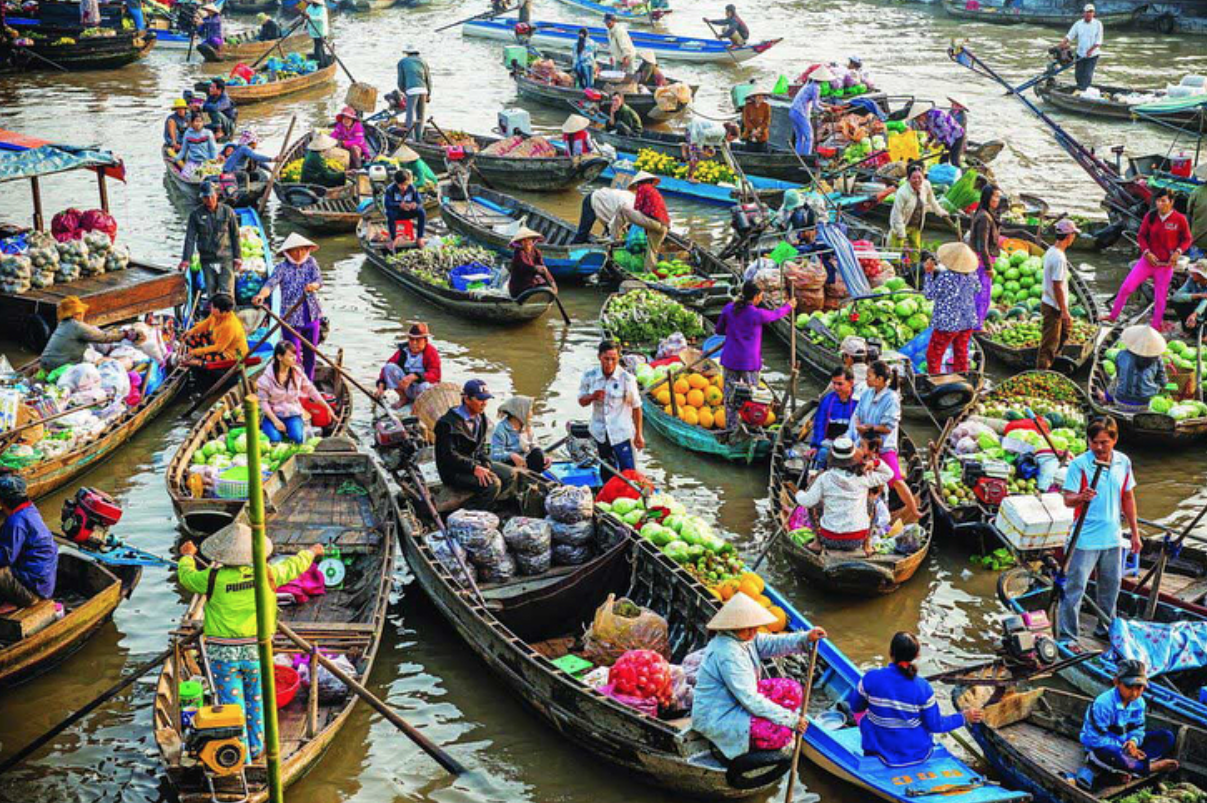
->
[[884, 277, 908, 291], [1010, 251, 1028, 266]]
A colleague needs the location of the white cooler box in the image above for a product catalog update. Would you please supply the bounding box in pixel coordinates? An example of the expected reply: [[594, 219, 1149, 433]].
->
[[993, 493, 1074, 552]]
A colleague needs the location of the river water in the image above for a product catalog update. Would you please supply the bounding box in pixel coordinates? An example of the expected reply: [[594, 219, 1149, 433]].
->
[[1, 2, 1206, 800]]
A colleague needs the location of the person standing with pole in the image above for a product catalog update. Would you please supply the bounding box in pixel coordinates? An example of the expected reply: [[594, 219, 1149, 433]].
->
[[396, 47, 432, 140], [1062, 4, 1104, 92], [303, 0, 329, 67], [714, 280, 794, 437], [1038, 219, 1080, 371], [1058, 416, 1140, 645]]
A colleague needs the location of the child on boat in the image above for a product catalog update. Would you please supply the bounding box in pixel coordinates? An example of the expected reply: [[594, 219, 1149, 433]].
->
[[1079, 660, 1179, 784]]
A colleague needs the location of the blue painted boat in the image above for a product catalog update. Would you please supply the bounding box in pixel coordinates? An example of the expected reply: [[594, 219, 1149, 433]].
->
[[234, 206, 280, 361], [767, 584, 1032, 803], [463, 17, 781, 64], [550, 0, 670, 25]]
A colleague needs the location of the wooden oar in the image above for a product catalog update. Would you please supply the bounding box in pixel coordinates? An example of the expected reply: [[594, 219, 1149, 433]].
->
[[258, 115, 296, 214], [783, 639, 820, 803], [701, 18, 741, 69]]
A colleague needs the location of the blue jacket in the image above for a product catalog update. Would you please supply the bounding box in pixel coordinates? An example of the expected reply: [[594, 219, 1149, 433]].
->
[[0, 503, 59, 599], [1113, 350, 1167, 405], [811, 390, 858, 448], [222, 144, 271, 174], [847, 664, 965, 767], [1082, 687, 1146, 752]]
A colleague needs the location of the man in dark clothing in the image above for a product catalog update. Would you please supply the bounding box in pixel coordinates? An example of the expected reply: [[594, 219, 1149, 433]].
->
[[809, 367, 859, 466], [178, 182, 242, 301], [0, 474, 58, 608], [705, 4, 748, 46], [606, 92, 643, 137], [434, 380, 517, 510], [256, 12, 281, 40], [202, 78, 236, 140], [396, 47, 432, 140]]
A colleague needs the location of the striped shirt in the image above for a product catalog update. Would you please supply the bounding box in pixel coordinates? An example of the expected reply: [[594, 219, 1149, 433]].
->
[[847, 664, 965, 766]]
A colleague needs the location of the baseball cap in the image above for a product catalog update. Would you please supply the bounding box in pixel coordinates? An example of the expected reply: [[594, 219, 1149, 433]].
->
[[463, 379, 494, 401], [1054, 218, 1081, 236], [1115, 659, 1147, 687]]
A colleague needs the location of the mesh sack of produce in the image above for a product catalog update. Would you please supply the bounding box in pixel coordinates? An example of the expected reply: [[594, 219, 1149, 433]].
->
[[608, 649, 673, 706], [81, 210, 118, 241], [552, 542, 593, 566], [447, 509, 501, 550], [582, 593, 670, 665], [595, 520, 625, 552], [465, 529, 508, 568], [502, 516, 552, 556], [545, 485, 594, 524], [551, 518, 595, 546], [514, 548, 551, 576], [424, 533, 477, 585], [476, 549, 516, 583]]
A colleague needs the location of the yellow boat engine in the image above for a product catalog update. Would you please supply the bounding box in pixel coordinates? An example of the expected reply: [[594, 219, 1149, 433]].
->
[[187, 704, 247, 777]]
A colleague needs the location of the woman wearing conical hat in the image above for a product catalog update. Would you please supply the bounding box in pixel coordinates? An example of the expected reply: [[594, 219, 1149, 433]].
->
[[508, 227, 558, 299]]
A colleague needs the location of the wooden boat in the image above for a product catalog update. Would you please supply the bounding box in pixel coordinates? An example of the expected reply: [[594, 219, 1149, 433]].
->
[[357, 218, 557, 324], [153, 439, 397, 803], [641, 394, 775, 463], [942, 0, 1137, 27], [437, 184, 607, 281], [927, 371, 1093, 546], [1086, 322, 1207, 445], [198, 30, 308, 62], [768, 403, 933, 594], [272, 126, 389, 232], [957, 686, 1205, 803], [465, 18, 782, 64], [601, 153, 807, 208], [550, 0, 669, 25], [193, 62, 337, 106], [510, 62, 695, 123], [0, 549, 140, 687], [407, 129, 608, 192], [974, 265, 1102, 371], [601, 230, 737, 316], [162, 145, 271, 208], [1, 28, 156, 73], [225, 0, 278, 11], [592, 127, 809, 182], [166, 358, 353, 537], [1123, 535, 1207, 618]]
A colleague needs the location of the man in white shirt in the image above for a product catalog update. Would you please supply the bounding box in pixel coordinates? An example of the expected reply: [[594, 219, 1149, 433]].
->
[[1062, 4, 1104, 91], [1039, 218, 1080, 371], [604, 13, 636, 73], [578, 340, 644, 475]]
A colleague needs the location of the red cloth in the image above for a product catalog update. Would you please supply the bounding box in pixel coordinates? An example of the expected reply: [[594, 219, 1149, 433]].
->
[[818, 525, 869, 542], [1138, 210, 1193, 263], [380, 343, 441, 385], [926, 329, 972, 374], [595, 470, 654, 504], [634, 184, 669, 225]]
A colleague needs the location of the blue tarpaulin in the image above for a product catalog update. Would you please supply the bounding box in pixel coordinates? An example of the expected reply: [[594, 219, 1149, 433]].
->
[[0, 129, 125, 183], [1109, 617, 1207, 678], [816, 222, 871, 298]]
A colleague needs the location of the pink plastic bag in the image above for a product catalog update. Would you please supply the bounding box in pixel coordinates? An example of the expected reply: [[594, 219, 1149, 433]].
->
[[124, 371, 143, 407], [750, 677, 803, 751], [599, 683, 659, 717], [276, 564, 327, 604], [79, 209, 118, 242], [51, 208, 83, 242]]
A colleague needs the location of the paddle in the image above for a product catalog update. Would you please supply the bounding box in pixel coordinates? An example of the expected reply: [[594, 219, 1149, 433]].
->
[[433, 2, 517, 33], [783, 638, 820, 803], [751, 400, 819, 572], [701, 18, 741, 68], [19, 46, 69, 72], [249, 13, 307, 70], [1046, 459, 1109, 630], [258, 114, 296, 215], [1133, 500, 1207, 620]]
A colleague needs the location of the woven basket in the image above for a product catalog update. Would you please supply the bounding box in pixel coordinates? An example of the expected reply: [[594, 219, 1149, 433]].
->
[[413, 383, 462, 442], [215, 465, 251, 500]]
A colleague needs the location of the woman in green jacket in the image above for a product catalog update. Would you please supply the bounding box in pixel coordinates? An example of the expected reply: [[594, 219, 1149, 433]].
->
[[178, 524, 322, 761], [300, 133, 347, 189]]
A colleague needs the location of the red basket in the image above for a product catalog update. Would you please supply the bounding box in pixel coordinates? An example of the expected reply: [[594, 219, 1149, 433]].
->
[[274, 664, 300, 708]]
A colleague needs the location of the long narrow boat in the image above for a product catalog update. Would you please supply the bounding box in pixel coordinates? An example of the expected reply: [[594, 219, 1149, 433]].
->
[[1, 28, 156, 72], [408, 129, 608, 192], [162, 145, 271, 208], [592, 126, 808, 182], [438, 184, 607, 281], [768, 403, 933, 594], [601, 230, 737, 316], [193, 62, 337, 106], [550, 0, 669, 25], [271, 126, 389, 232], [1086, 323, 1207, 445], [603, 155, 809, 208], [0, 549, 140, 687], [153, 439, 397, 803], [942, 0, 1136, 27], [510, 63, 695, 123], [641, 393, 776, 463], [357, 218, 557, 324], [166, 358, 353, 537], [465, 18, 782, 64], [198, 30, 309, 62], [225, 0, 279, 12]]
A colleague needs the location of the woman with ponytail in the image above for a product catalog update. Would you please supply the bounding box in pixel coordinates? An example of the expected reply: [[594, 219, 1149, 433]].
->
[[847, 632, 983, 767], [849, 360, 919, 521]]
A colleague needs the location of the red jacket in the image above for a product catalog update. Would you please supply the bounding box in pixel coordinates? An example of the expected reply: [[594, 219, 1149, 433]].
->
[[379, 343, 441, 386], [634, 184, 669, 225], [1138, 209, 1192, 264]]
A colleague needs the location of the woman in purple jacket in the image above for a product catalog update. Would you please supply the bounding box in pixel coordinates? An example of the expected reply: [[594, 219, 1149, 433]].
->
[[714, 281, 794, 435]]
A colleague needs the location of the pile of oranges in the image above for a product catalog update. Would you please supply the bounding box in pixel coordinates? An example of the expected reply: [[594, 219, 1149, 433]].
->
[[714, 572, 788, 633], [651, 371, 727, 429]]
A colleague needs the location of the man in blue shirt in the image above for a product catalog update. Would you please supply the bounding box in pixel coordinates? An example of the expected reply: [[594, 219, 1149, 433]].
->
[[1081, 660, 1178, 780], [0, 474, 58, 608], [1059, 416, 1140, 643], [810, 367, 859, 465]]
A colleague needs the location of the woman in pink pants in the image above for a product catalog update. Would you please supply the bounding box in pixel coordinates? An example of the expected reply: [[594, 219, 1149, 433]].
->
[[1106, 189, 1193, 328]]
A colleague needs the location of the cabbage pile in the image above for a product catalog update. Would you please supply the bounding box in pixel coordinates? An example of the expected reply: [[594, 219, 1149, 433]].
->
[[796, 279, 932, 350], [190, 428, 322, 493], [600, 288, 706, 354], [1101, 339, 1207, 423]]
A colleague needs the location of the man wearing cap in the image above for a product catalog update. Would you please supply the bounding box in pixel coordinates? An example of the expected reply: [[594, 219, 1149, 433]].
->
[[1062, 4, 1104, 91], [434, 380, 517, 510], [179, 182, 242, 301], [840, 335, 869, 393], [846, 55, 871, 89], [376, 323, 441, 404], [1038, 218, 1081, 370], [255, 12, 281, 41], [1081, 659, 1179, 779], [578, 340, 644, 476], [704, 4, 748, 47], [164, 99, 190, 154], [741, 89, 770, 151], [0, 475, 58, 609], [796, 436, 893, 555], [603, 14, 636, 73], [396, 47, 431, 140], [1187, 162, 1207, 256], [1171, 260, 1207, 331], [300, 133, 348, 189], [303, 0, 330, 67], [202, 77, 235, 141]]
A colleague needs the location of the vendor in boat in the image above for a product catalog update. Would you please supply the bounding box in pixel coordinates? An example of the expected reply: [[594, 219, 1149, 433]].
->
[[943, 97, 968, 168], [969, 183, 1003, 327], [202, 78, 235, 142], [177, 525, 323, 763], [889, 164, 950, 263], [631, 171, 669, 270], [795, 436, 892, 555], [849, 360, 920, 522], [1059, 415, 1139, 644], [178, 112, 219, 170], [704, 4, 748, 47], [1173, 260, 1207, 332], [0, 475, 58, 609], [1062, 3, 1104, 92], [634, 50, 666, 89], [1081, 660, 1179, 779], [741, 89, 770, 152], [572, 28, 597, 89], [570, 186, 641, 243], [256, 341, 333, 444], [1189, 163, 1207, 256], [221, 128, 273, 176], [715, 280, 794, 436], [846, 55, 872, 89], [41, 296, 135, 373], [303, 0, 330, 67], [382, 169, 427, 248], [605, 92, 643, 137], [375, 322, 441, 405], [164, 99, 190, 155], [780, 195, 838, 283], [681, 119, 739, 183], [253, 232, 324, 380], [1038, 219, 1080, 371], [180, 181, 242, 300], [1110, 325, 1168, 410], [790, 65, 834, 159], [579, 340, 644, 475], [603, 14, 636, 74], [810, 367, 859, 464], [491, 395, 550, 471], [331, 106, 369, 170], [396, 46, 431, 140], [840, 335, 869, 391], [691, 593, 826, 763], [561, 114, 595, 157], [392, 144, 438, 192], [300, 133, 347, 189], [434, 379, 517, 510], [848, 632, 983, 765], [182, 293, 249, 367], [922, 243, 980, 375], [197, 4, 223, 48], [255, 12, 281, 41], [508, 227, 558, 299], [1105, 189, 1193, 330]]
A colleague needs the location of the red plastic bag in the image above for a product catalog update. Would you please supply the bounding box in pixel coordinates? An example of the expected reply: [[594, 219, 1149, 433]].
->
[[608, 649, 673, 706], [596, 470, 654, 504], [51, 208, 84, 242], [79, 209, 118, 242], [598, 683, 658, 716]]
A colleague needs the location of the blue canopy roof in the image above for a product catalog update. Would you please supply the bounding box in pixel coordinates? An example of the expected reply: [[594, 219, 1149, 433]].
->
[[0, 130, 125, 183]]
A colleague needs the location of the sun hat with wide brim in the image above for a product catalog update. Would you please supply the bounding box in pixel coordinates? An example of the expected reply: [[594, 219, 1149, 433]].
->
[[808, 65, 836, 82], [904, 104, 930, 122], [638, 49, 657, 65], [707, 592, 778, 631], [277, 232, 318, 254], [1190, 260, 1207, 280], [405, 322, 431, 340], [561, 114, 590, 134], [1120, 324, 1167, 358], [947, 96, 969, 110], [509, 225, 545, 246], [937, 242, 978, 274], [629, 170, 660, 186], [308, 133, 338, 151], [337, 105, 358, 120], [391, 143, 420, 162], [201, 522, 273, 566]]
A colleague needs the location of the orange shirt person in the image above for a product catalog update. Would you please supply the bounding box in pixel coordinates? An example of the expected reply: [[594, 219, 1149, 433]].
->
[[183, 293, 249, 365]]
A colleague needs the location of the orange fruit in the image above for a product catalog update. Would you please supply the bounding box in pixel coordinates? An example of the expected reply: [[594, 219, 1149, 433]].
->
[[713, 407, 726, 429], [675, 393, 688, 408], [737, 578, 762, 599], [704, 386, 723, 406], [663, 404, 674, 416], [673, 378, 690, 395], [767, 606, 788, 633], [717, 579, 739, 601], [654, 388, 671, 406], [680, 406, 699, 426], [711, 375, 723, 388], [686, 389, 705, 408], [755, 594, 773, 608], [698, 407, 715, 429], [688, 373, 709, 390], [740, 571, 765, 594]]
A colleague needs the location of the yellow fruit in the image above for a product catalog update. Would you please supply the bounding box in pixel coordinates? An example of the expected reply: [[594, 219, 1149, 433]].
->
[[717, 578, 740, 601], [673, 378, 690, 395], [764, 410, 777, 426], [680, 406, 699, 426], [688, 373, 709, 390], [663, 404, 673, 415], [655, 388, 671, 406], [675, 393, 688, 408], [737, 577, 762, 599], [767, 606, 788, 633], [713, 407, 726, 429], [711, 375, 723, 388], [740, 571, 765, 594], [686, 388, 705, 408], [704, 386, 723, 406], [698, 407, 715, 429], [755, 594, 773, 608]]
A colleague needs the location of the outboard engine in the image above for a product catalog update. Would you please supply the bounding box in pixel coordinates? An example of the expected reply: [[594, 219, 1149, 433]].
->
[[61, 487, 123, 548]]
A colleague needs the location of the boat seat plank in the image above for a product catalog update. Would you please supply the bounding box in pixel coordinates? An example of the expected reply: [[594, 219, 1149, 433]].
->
[[0, 599, 58, 642], [530, 636, 575, 660], [432, 485, 476, 514], [1174, 577, 1207, 605]]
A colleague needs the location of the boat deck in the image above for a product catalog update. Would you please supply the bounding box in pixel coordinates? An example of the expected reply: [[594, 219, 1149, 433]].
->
[[996, 718, 1138, 798]]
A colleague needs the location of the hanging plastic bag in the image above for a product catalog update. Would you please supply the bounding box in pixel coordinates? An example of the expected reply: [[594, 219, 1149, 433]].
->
[[583, 593, 669, 665]]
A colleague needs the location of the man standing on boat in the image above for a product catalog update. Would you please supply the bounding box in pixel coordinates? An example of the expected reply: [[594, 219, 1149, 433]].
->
[[578, 340, 644, 476], [179, 182, 242, 303], [397, 47, 432, 140], [704, 4, 748, 47], [1061, 4, 1103, 92], [0, 475, 57, 610], [1038, 219, 1079, 371], [603, 13, 636, 74]]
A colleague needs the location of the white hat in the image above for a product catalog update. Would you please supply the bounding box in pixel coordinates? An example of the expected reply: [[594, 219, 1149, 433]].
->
[[1084, 3, 1095, 11], [937, 242, 978, 274], [706, 592, 777, 631], [1194, 162, 1207, 181], [1189, 260, 1207, 280], [904, 104, 930, 122], [561, 114, 590, 134], [278, 232, 318, 253], [200, 3, 220, 14], [200, 522, 273, 566], [840, 335, 867, 357], [629, 170, 660, 186], [391, 143, 420, 162], [808, 65, 836, 82], [509, 225, 544, 246], [308, 133, 338, 151], [638, 49, 657, 65], [1120, 324, 1166, 358]]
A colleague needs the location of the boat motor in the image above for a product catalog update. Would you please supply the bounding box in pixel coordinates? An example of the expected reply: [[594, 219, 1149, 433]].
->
[[186, 705, 247, 777], [1000, 614, 1058, 668], [962, 460, 1011, 506], [372, 414, 424, 469], [61, 487, 123, 548]]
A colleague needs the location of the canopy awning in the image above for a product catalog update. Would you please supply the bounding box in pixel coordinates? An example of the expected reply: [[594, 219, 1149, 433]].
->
[[0, 129, 126, 183]]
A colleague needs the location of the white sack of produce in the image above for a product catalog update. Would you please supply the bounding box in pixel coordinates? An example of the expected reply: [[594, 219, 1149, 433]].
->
[[0, 254, 33, 294], [130, 322, 168, 364], [104, 243, 130, 272], [56, 363, 102, 393], [95, 359, 131, 400]]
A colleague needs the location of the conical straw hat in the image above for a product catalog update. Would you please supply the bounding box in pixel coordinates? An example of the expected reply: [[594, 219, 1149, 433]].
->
[[1119, 324, 1166, 358], [200, 522, 272, 566], [937, 242, 978, 274], [277, 232, 318, 253], [707, 592, 777, 631]]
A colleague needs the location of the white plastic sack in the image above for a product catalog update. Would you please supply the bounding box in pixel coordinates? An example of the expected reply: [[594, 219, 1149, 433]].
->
[[56, 363, 102, 393], [96, 359, 131, 400], [130, 322, 168, 365]]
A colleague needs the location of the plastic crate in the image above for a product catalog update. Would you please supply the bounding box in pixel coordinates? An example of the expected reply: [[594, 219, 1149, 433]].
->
[[545, 462, 602, 489]]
